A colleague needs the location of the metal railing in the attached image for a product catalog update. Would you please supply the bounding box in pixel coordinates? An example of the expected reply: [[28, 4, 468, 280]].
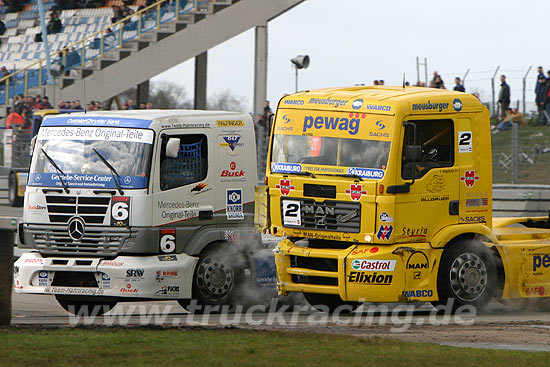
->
[[0, 0, 212, 104]]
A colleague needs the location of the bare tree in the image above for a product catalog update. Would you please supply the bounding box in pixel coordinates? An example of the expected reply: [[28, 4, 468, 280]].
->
[[150, 82, 193, 109], [207, 88, 248, 112]]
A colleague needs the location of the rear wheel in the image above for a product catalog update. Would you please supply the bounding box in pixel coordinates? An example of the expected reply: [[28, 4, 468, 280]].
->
[[55, 296, 117, 316], [433, 240, 496, 313], [8, 173, 23, 207], [303, 293, 360, 314], [178, 244, 245, 313]]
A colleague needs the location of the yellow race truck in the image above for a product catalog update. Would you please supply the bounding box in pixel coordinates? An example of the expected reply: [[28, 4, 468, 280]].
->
[[257, 86, 550, 312]]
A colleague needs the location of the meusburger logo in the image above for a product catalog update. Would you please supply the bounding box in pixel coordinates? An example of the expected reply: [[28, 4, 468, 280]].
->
[[350, 259, 396, 272]]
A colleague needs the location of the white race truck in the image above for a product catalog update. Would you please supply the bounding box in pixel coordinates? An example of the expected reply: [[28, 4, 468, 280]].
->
[[13, 110, 276, 314]]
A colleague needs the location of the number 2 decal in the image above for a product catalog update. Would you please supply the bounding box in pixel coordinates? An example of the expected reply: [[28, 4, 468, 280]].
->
[[458, 131, 472, 153], [111, 196, 130, 226], [160, 229, 176, 253], [282, 200, 301, 226]]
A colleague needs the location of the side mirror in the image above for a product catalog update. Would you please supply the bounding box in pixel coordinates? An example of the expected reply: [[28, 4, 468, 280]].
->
[[405, 145, 422, 161], [165, 137, 180, 158]]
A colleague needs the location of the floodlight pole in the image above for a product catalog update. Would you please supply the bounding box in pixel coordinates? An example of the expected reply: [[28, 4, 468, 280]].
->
[[37, 0, 54, 85]]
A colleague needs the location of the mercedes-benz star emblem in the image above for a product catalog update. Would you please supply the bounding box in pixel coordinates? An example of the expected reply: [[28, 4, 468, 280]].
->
[[68, 217, 85, 241]]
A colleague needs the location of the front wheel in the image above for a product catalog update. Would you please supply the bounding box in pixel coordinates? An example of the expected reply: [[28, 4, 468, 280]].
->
[[178, 244, 245, 313], [433, 240, 497, 313], [55, 296, 117, 316], [8, 173, 23, 207], [303, 293, 360, 314]]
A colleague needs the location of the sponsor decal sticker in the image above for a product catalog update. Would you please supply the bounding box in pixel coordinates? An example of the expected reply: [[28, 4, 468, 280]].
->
[[271, 162, 302, 174], [125, 268, 145, 280], [466, 198, 488, 207], [459, 216, 486, 223], [102, 260, 124, 267], [216, 120, 244, 127], [190, 182, 212, 196], [158, 255, 178, 262], [351, 259, 396, 272], [155, 285, 180, 296], [426, 175, 445, 193], [401, 226, 428, 239], [346, 167, 385, 179], [402, 290, 434, 298], [411, 100, 449, 112], [101, 273, 111, 288], [376, 224, 393, 241], [155, 270, 179, 282], [379, 212, 393, 223], [345, 183, 367, 201], [24, 258, 44, 264], [275, 179, 295, 196], [453, 98, 463, 112], [38, 271, 48, 286], [525, 286, 546, 296], [219, 135, 243, 156], [120, 283, 138, 294], [352, 99, 363, 109], [302, 112, 364, 135], [533, 254, 550, 272], [458, 131, 472, 153], [460, 170, 480, 188], [282, 200, 301, 226], [347, 272, 393, 285], [221, 161, 245, 181], [226, 189, 244, 220]]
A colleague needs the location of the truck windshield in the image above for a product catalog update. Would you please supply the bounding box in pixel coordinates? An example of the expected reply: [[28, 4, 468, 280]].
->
[[271, 134, 390, 178], [269, 110, 393, 179], [28, 126, 154, 189]]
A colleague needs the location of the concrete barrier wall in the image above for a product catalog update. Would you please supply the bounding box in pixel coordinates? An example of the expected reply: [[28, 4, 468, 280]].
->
[[493, 184, 550, 217]]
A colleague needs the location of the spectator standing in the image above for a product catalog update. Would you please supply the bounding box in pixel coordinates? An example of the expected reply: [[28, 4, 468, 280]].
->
[[6, 109, 24, 129], [535, 66, 546, 96], [453, 77, 465, 92], [535, 74, 548, 125], [41, 96, 53, 109], [72, 100, 83, 110], [430, 71, 445, 89], [13, 94, 24, 115], [33, 95, 43, 110], [126, 99, 137, 110], [498, 75, 511, 121]]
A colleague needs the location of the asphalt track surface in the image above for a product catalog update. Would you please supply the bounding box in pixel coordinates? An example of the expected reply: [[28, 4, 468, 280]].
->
[[4, 205, 550, 352]]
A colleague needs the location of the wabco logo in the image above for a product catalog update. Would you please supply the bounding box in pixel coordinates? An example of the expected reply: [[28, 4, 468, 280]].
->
[[351, 259, 396, 271], [302, 113, 364, 136]]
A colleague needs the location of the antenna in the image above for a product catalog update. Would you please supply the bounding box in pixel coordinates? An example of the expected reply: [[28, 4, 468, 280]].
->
[[402, 73, 406, 90]]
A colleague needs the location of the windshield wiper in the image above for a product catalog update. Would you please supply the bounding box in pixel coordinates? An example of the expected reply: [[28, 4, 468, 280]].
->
[[319, 173, 363, 181], [40, 148, 69, 193], [92, 148, 124, 196], [288, 171, 316, 178]]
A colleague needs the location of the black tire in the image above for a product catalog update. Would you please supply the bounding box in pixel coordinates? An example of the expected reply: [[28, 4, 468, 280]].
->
[[8, 173, 23, 207], [303, 292, 360, 314], [433, 240, 497, 313], [178, 243, 246, 313], [55, 296, 117, 316]]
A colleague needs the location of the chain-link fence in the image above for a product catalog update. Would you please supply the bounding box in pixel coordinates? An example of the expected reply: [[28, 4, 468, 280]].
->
[[492, 124, 550, 184]]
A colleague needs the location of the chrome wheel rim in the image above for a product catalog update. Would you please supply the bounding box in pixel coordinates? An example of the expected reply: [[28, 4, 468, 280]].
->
[[449, 252, 487, 302], [196, 255, 233, 302]]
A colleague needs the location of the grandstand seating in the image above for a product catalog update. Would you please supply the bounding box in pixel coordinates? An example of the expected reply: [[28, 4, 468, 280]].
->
[[0, 0, 304, 114]]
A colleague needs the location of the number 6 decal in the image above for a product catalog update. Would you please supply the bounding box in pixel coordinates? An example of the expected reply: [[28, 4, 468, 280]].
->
[[160, 228, 176, 253], [111, 196, 130, 226]]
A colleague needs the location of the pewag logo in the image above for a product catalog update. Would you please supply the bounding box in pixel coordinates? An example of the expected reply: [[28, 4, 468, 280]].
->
[[302, 113, 364, 136], [533, 254, 550, 272]]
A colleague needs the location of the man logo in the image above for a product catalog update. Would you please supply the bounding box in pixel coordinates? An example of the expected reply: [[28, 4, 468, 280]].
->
[[68, 217, 85, 241]]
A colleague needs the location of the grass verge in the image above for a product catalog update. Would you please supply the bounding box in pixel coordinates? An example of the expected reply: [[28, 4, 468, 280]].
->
[[0, 328, 548, 367]]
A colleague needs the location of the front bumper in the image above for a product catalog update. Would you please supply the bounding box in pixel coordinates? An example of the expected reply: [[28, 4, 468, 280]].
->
[[274, 239, 441, 303], [13, 252, 197, 299]]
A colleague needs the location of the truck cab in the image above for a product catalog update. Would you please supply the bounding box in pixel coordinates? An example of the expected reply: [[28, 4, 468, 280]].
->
[[263, 86, 550, 312], [14, 110, 267, 314]]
